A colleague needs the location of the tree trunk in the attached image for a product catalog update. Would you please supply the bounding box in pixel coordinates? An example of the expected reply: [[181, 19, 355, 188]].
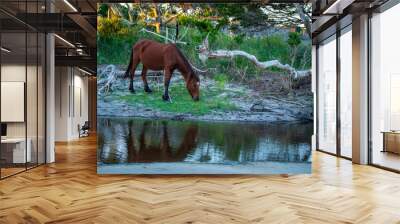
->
[[154, 4, 163, 33], [175, 22, 179, 42], [296, 4, 312, 39], [290, 46, 298, 67]]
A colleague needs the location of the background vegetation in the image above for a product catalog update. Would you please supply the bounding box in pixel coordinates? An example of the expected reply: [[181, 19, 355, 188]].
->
[[97, 3, 311, 83]]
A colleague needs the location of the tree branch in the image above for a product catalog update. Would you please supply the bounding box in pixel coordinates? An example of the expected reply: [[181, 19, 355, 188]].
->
[[198, 36, 311, 79], [140, 28, 187, 45]]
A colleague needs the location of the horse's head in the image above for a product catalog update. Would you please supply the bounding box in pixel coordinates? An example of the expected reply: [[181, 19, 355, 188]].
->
[[187, 75, 200, 101]]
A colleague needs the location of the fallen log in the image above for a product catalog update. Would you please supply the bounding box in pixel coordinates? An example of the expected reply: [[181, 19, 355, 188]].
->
[[198, 35, 311, 80]]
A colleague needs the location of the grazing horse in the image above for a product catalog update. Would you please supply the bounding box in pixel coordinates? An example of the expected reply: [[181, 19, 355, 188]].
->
[[124, 39, 200, 101]]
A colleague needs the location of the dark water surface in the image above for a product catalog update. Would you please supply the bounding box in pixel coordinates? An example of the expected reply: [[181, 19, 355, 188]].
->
[[97, 117, 313, 165]]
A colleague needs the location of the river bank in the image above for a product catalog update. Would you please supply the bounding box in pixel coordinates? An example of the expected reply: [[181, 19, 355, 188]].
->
[[97, 65, 313, 123]]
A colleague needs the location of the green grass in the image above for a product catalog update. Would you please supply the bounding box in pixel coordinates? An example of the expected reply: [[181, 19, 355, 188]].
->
[[213, 73, 229, 89], [118, 83, 237, 115]]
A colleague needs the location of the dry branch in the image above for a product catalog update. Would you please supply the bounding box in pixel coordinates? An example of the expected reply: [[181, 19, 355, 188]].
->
[[98, 65, 119, 94], [99, 64, 194, 94], [198, 36, 311, 80]]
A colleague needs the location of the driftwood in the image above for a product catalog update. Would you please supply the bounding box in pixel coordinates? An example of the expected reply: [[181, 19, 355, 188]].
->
[[99, 65, 197, 94], [198, 35, 311, 80], [98, 65, 165, 94], [98, 65, 119, 94]]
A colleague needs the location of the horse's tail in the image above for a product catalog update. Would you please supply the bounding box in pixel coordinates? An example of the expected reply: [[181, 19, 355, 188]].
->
[[124, 49, 134, 79]]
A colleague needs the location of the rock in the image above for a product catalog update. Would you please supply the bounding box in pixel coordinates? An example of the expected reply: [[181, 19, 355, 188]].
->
[[172, 114, 186, 121], [218, 92, 228, 98], [250, 101, 273, 112]]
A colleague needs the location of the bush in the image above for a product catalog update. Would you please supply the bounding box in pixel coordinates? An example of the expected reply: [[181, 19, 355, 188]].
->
[[287, 32, 301, 47], [98, 17, 125, 36]]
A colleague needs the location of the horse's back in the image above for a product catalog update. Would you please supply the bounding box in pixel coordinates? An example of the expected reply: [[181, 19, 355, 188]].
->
[[134, 39, 179, 70], [134, 39, 159, 48]]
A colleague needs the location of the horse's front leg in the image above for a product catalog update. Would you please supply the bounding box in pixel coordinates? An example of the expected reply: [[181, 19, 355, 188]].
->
[[129, 77, 134, 93], [141, 67, 152, 93], [162, 68, 172, 102]]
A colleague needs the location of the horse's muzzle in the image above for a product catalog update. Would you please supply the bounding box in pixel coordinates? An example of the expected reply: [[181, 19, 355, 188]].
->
[[192, 96, 199, 101]]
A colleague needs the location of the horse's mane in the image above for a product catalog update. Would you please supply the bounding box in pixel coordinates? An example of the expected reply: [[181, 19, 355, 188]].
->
[[175, 46, 199, 81]]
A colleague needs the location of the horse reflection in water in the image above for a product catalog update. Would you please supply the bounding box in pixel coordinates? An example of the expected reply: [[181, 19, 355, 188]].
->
[[127, 121, 199, 163], [98, 119, 200, 164], [98, 118, 313, 164]]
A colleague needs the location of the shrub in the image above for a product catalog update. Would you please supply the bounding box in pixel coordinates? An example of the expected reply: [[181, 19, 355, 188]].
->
[[98, 17, 124, 37], [287, 32, 301, 47]]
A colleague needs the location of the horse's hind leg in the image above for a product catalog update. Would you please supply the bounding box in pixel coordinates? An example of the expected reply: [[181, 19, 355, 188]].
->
[[141, 67, 152, 93], [129, 56, 140, 93]]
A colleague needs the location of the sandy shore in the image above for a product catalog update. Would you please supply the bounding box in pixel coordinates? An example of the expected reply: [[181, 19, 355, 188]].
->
[[97, 161, 312, 175]]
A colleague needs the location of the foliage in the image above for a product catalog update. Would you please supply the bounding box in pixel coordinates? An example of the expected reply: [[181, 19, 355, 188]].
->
[[212, 4, 270, 28], [287, 32, 302, 66], [98, 4, 109, 17], [98, 17, 157, 65], [98, 3, 311, 35], [98, 17, 125, 35], [97, 3, 312, 79], [178, 15, 219, 35]]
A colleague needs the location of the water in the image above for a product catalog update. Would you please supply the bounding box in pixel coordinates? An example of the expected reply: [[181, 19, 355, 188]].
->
[[97, 117, 313, 166]]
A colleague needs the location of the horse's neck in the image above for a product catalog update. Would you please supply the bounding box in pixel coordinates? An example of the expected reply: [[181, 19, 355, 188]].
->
[[177, 63, 191, 83], [181, 71, 197, 86]]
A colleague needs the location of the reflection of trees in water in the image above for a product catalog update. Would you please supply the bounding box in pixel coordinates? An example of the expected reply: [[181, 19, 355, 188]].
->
[[193, 122, 312, 163], [98, 118, 312, 164]]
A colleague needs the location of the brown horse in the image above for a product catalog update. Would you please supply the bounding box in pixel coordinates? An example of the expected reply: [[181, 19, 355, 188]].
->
[[124, 39, 200, 101]]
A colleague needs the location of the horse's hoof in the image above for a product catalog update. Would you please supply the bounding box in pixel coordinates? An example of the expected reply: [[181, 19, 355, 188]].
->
[[129, 89, 136, 94], [162, 95, 170, 101], [144, 88, 153, 93]]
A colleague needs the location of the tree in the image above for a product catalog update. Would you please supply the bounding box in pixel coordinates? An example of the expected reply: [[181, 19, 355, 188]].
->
[[98, 4, 109, 18], [100, 3, 312, 37], [195, 3, 311, 38]]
